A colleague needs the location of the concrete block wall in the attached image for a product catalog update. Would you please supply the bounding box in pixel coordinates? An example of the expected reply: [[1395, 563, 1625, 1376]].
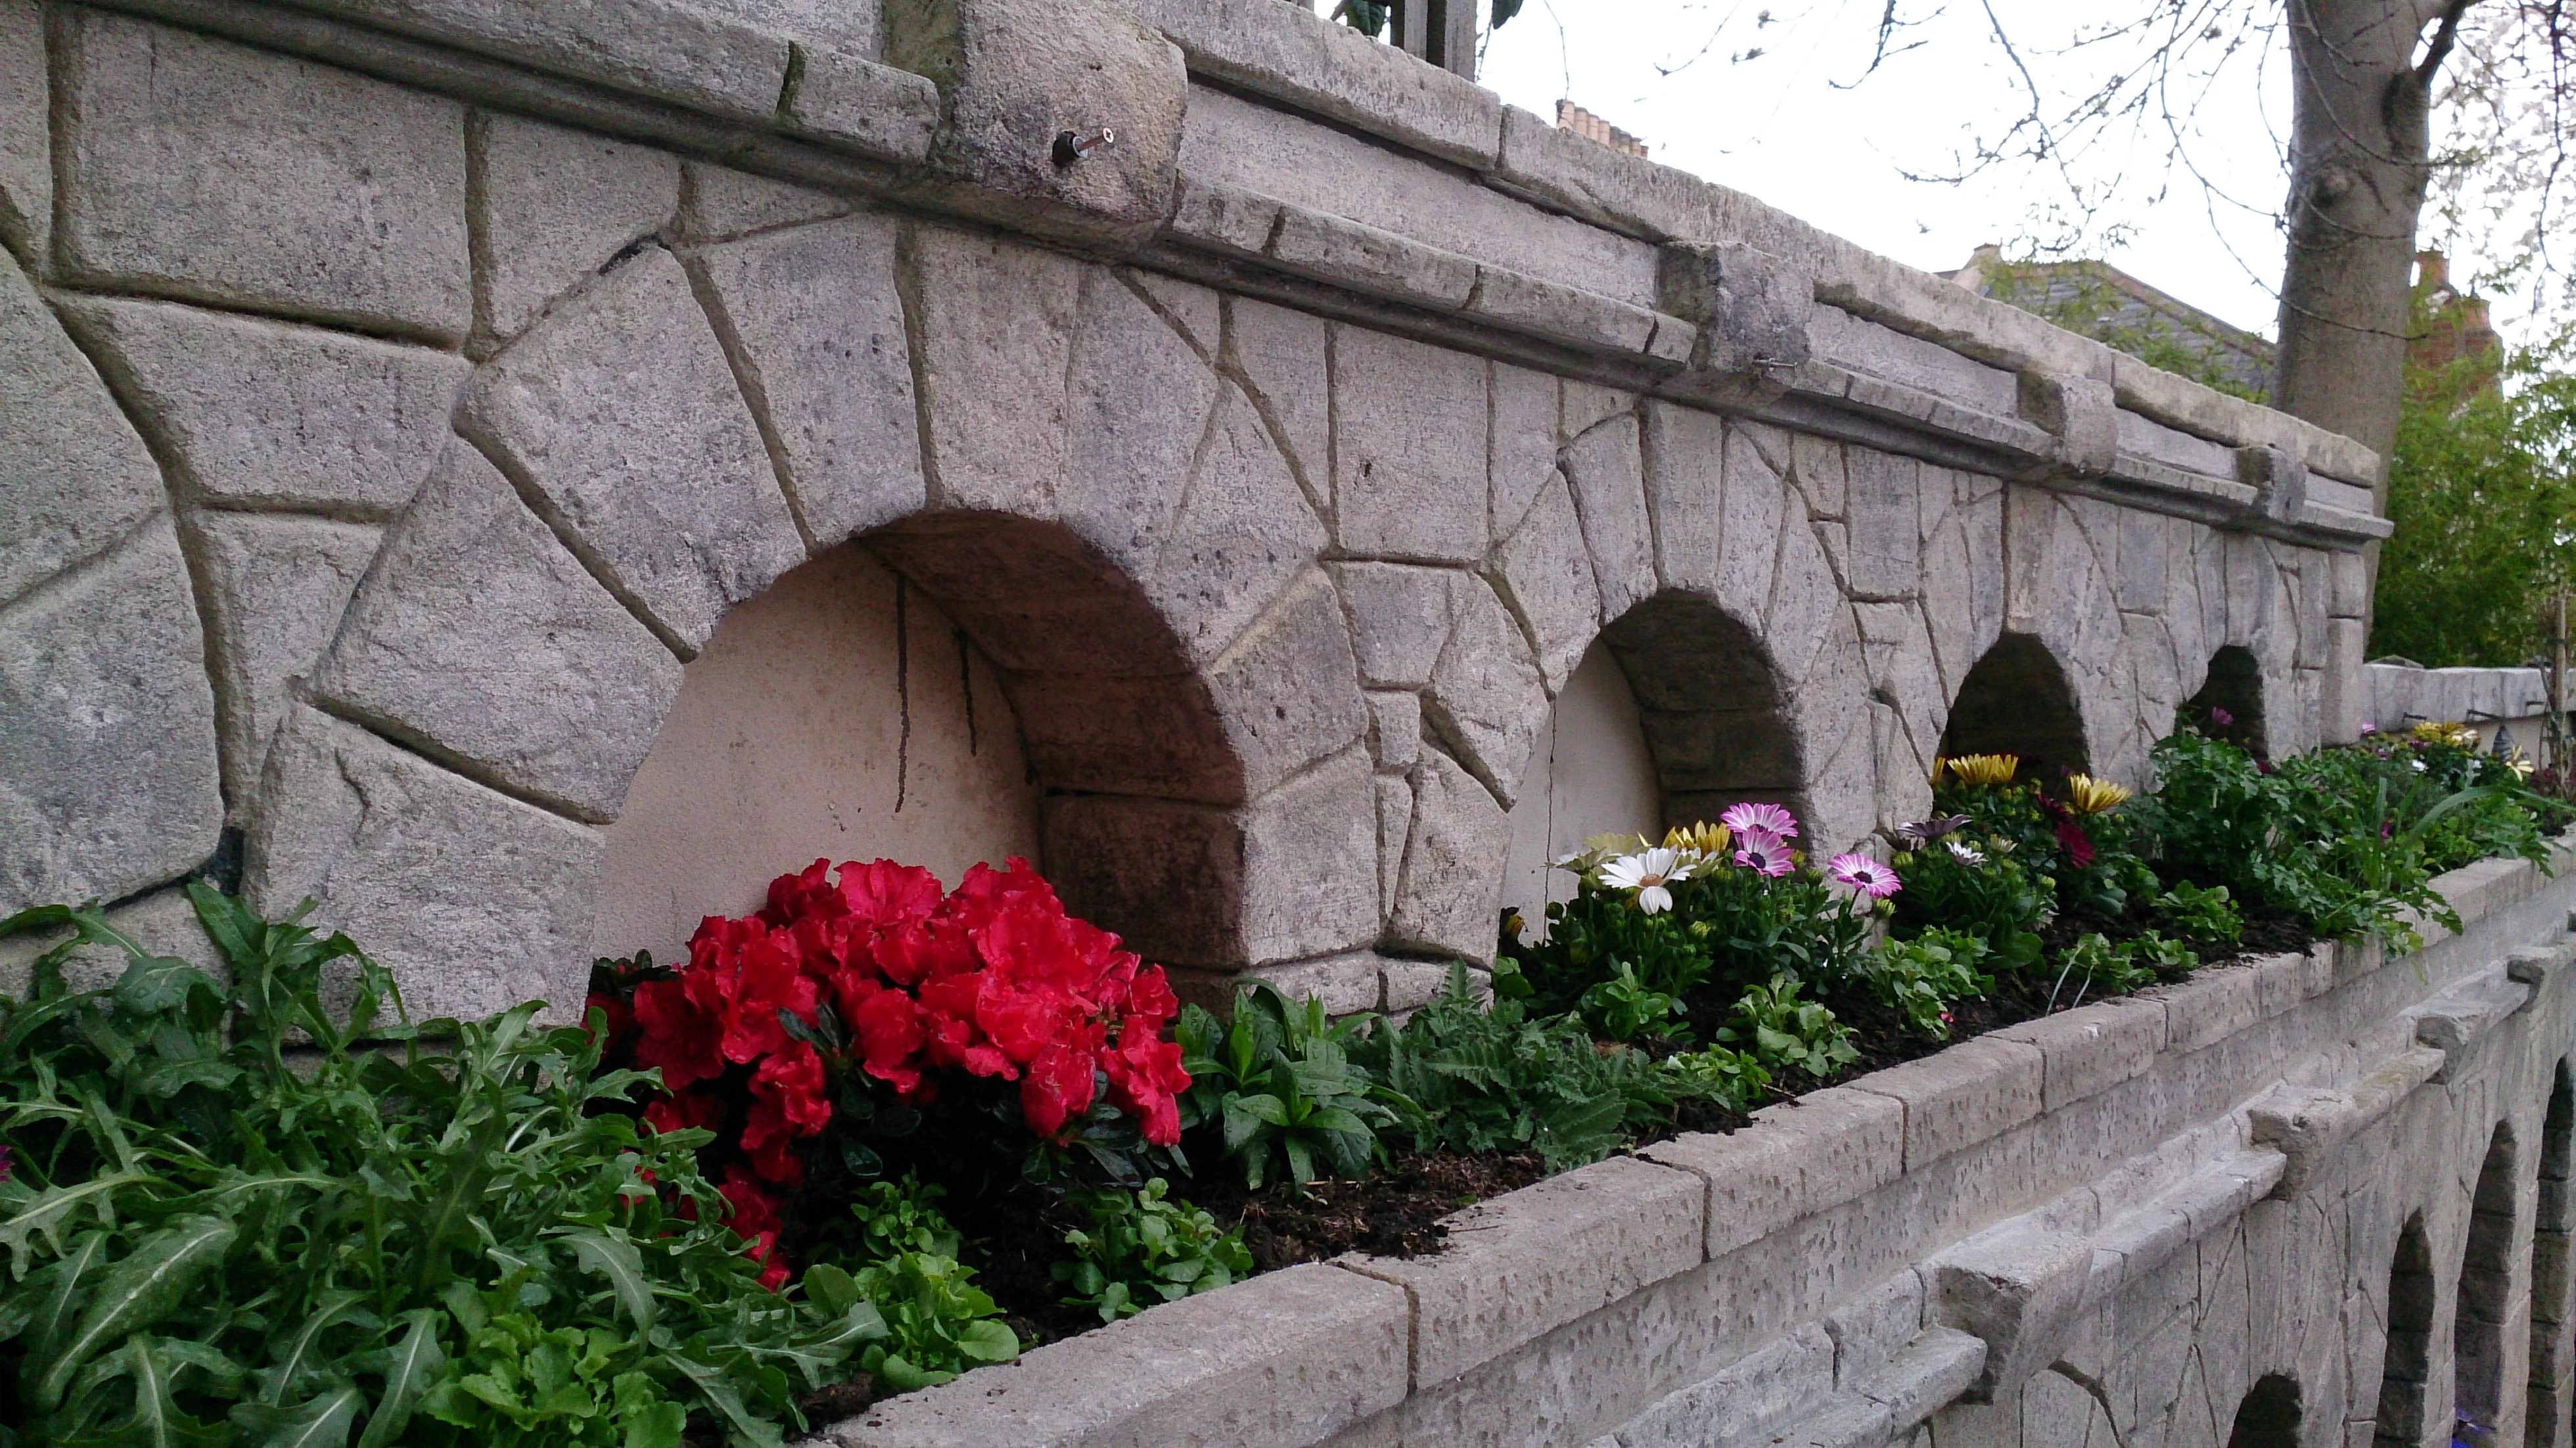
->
[[829, 841, 2576, 1448], [2368, 664, 2557, 756], [1, 0, 2391, 1022]]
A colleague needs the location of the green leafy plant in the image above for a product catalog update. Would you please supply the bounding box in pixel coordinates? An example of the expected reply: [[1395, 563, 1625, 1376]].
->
[[0, 886, 882, 1448], [803, 1255, 1015, 1395], [1864, 928, 1994, 1040], [1175, 985, 1394, 1191], [1354, 965, 1676, 1170], [1655, 1045, 1774, 1114], [1051, 1179, 1252, 1323], [2153, 882, 2243, 949], [1576, 961, 1686, 1044], [1715, 976, 1860, 1077]]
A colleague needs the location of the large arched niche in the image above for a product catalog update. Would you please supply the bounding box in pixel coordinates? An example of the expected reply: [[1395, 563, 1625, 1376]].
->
[[1499, 593, 1805, 933], [1939, 631, 2092, 777], [596, 510, 1299, 974]]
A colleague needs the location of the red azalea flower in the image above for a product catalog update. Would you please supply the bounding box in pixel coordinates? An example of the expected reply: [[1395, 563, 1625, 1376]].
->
[[631, 977, 725, 1093], [835, 858, 948, 932], [1103, 1026, 1189, 1145], [850, 988, 929, 1093], [643, 1089, 725, 1138], [584, 991, 635, 1049], [1018, 1041, 1100, 1139], [1125, 965, 1178, 1029], [742, 1039, 831, 1185], [717, 1165, 790, 1287]]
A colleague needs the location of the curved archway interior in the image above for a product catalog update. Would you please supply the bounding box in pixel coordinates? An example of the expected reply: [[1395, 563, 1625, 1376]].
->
[[1601, 593, 1803, 830], [1938, 632, 2090, 777], [594, 543, 1041, 966], [2529, 1068, 2575, 1448], [2460, 1124, 2522, 1447], [1502, 640, 1661, 933], [2186, 645, 2270, 757], [2381, 1215, 2438, 1448], [2228, 1374, 2303, 1448]]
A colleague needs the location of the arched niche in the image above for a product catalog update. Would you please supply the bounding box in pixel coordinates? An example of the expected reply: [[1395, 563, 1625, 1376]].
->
[[2460, 1123, 2522, 1447], [1939, 631, 2091, 777], [1501, 639, 1661, 928], [2227, 1375, 2303, 1448], [594, 543, 1040, 966], [1497, 593, 1804, 935], [2379, 1214, 2437, 1448], [596, 511, 1292, 973], [2185, 644, 2270, 756], [2529, 1066, 2574, 1448]]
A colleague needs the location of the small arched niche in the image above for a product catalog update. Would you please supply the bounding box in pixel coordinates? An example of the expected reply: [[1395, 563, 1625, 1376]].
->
[[1939, 631, 2091, 777], [2185, 644, 2270, 756], [2460, 1123, 2522, 1447], [2378, 1214, 2437, 1448], [1500, 593, 1803, 936], [2228, 1375, 2303, 1448], [594, 543, 1041, 966], [2527, 1066, 2574, 1448]]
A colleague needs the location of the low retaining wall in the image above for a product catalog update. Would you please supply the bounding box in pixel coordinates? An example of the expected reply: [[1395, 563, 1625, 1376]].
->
[[823, 839, 2576, 1448], [2368, 663, 2556, 754]]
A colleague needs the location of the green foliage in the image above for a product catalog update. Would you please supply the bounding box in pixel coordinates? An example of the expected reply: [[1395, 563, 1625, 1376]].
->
[[804, 1256, 1014, 1396], [1352, 966, 1677, 1171], [1889, 842, 2050, 972], [2373, 322, 2576, 667], [846, 1177, 962, 1263], [1174, 985, 1394, 1191], [1863, 928, 1994, 1040], [1715, 978, 1860, 1077], [1654, 1045, 1773, 1116], [0, 886, 879, 1448], [1051, 1179, 1251, 1323], [2154, 882, 2243, 949], [2053, 932, 2194, 998], [1506, 888, 1713, 1024], [1576, 962, 1686, 1045]]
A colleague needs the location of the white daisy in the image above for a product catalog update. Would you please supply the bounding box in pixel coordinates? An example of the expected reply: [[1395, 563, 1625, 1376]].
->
[[1598, 847, 1695, 915]]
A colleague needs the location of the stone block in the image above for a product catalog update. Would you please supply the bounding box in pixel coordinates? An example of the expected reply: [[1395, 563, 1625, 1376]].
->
[[2320, 617, 2367, 744], [1386, 747, 1510, 964], [314, 0, 799, 121], [2251, 950, 2308, 1019], [1374, 771, 1411, 919], [886, 0, 1185, 244], [1564, 410, 1655, 625], [463, 244, 802, 654], [0, 0, 45, 266], [1644, 400, 1725, 596], [691, 213, 927, 547], [1866, 1327, 1987, 1428], [1001, 669, 1238, 803], [312, 442, 683, 823], [1139, 382, 1326, 666], [1641, 1085, 1907, 1257], [831, 1263, 1407, 1448], [1827, 1271, 1929, 1388], [776, 45, 942, 162], [57, 11, 471, 340], [1849, 1037, 2043, 1169], [1615, 1324, 1839, 1448], [1205, 568, 1369, 798], [1168, 953, 1384, 1018], [194, 511, 381, 819], [2020, 373, 2116, 480], [1465, 265, 1659, 355], [1659, 240, 1813, 397], [1227, 298, 1332, 499], [2330, 548, 2370, 619], [0, 251, 166, 608], [2153, 963, 2264, 1055], [1381, 957, 1461, 1014], [1421, 577, 1548, 806], [474, 112, 680, 342], [60, 296, 469, 518], [1489, 362, 1559, 537], [0, 516, 221, 915], [1056, 265, 1225, 577], [1492, 474, 1602, 693], [1987, 996, 2165, 1112], [1043, 747, 1377, 969], [1716, 422, 1785, 625], [1492, 103, 1713, 241], [1331, 326, 1487, 564], [1333, 562, 1458, 689], [1366, 689, 1421, 770], [1127, 0, 1501, 168], [1845, 449, 1921, 600], [902, 223, 1085, 516], [679, 163, 853, 240], [244, 704, 602, 1022], [1933, 1227, 2095, 1399], [1342, 1155, 1705, 1386]]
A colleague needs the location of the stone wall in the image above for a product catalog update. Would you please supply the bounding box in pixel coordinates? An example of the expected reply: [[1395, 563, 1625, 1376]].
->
[[829, 840, 2576, 1448], [0, 0, 2393, 1021]]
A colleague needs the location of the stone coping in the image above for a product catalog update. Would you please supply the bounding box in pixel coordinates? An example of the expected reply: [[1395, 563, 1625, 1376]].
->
[[817, 836, 2575, 1448], [104, 0, 2383, 527]]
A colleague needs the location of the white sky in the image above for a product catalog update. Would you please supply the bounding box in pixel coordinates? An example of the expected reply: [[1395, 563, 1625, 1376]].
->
[[1471, 0, 2306, 339]]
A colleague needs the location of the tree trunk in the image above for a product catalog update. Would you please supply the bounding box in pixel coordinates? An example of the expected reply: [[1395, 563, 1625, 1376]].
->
[[2273, 0, 2469, 480]]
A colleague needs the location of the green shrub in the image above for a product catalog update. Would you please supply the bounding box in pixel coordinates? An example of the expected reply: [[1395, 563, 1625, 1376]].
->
[[1051, 1179, 1251, 1323], [804, 1255, 1015, 1395], [1863, 928, 1994, 1040], [1174, 985, 1394, 1191], [1714, 976, 1860, 1077], [0, 887, 879, 1448]]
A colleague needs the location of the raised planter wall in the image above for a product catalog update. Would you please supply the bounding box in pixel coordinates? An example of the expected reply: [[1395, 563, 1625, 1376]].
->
[[829, 842, 2576, 1448]]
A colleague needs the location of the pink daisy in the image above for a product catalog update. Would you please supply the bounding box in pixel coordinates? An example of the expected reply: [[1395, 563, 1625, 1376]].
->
[[1733, 828, 1795, 878], [1826, 853, 1902, 899], [1719, 802, 1799, 840]]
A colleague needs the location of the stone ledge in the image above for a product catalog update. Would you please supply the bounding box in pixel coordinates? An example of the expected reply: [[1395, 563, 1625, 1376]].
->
[[1847, 1035, 2044, 1170], [1640, 1085, 1906, 1258]]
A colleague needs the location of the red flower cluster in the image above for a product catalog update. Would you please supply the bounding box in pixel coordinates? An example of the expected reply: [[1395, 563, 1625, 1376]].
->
[[604, 857, 1189, 1284]]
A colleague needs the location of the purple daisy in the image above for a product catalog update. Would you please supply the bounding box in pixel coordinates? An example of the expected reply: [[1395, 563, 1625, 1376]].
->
[[1826, 853, 1902, 899], [1719, 802, 1799, 840], [1733, 828, 1795, 878]]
